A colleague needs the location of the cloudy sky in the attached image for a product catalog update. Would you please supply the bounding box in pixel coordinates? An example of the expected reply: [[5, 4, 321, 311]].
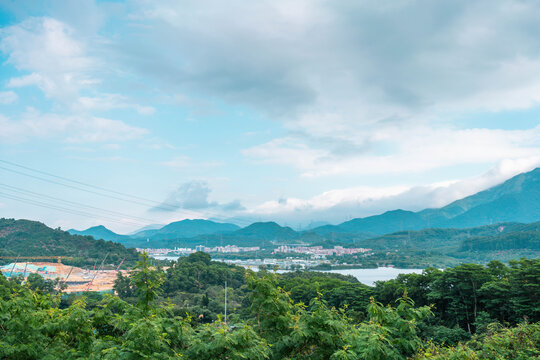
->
[[0, 0, 539, 232]]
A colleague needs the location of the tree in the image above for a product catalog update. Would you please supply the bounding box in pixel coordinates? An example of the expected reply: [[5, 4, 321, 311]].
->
[[113, 271, 135, 299], [131, 252, 164, 313]]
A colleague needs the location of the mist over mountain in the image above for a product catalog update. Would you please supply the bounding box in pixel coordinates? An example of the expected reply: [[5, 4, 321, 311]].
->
[[128, 224, 164, 235], [64, 168, 539, 250], [312, 167, 540, 236]]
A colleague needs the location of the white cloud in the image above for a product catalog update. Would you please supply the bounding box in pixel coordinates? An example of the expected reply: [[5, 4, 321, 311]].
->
[[120, 1, 540, 118], [75, 94, 156, 115], [65, 117, 148, 143], [0, 109, 148, 144], [0, 91, 18, 104], [244, 124, 540, 177], [246, 158, 540, 224], [1, 17, 97, 99], [118, 0, 540, 180], [150, 180, 217, 212]]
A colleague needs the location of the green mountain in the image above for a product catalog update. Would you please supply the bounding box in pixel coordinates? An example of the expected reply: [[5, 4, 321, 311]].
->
[[128, 224, 164, 235], [67, 220, 241, 247], [143, 219, 240, 240], [233, 222, 297, 240], [356, 220, 540, 262], [68, 225, 129, 242], [63, 168, 540, 250], [313, 167, 540, 235], [131, 221, 326, 248], [0, 218, 138, 268]]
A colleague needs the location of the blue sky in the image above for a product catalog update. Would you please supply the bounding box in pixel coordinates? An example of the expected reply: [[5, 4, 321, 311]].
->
[[0, 0, 539, 233]]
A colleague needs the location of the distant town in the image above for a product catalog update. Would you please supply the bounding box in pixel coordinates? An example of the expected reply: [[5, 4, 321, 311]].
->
[[273, 245, 371, 257], [137, 245, 261, 255], [138, 245, 374, 270], [138, 245, 371, 257]]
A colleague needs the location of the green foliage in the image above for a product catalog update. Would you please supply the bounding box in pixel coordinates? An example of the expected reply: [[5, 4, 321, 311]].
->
[[113, 272, 135, 299], [414, 322, 540, 359], [247, 273, 433, 360], [277, 271, 373, 320], [131, 252, 164, 313], [185, 322, 270, 360], [0, 256, 539, 359], [374, 258, 540, 336], [0, 218, 138, 268]]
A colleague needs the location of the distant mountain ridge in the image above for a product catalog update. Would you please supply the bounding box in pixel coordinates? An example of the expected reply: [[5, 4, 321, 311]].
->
[[68, 225, 128, 242], [69, 219, 241, 244], [67, 168, 540, 248], [312, 167, 540, 236], [142, 219, 240, 240]]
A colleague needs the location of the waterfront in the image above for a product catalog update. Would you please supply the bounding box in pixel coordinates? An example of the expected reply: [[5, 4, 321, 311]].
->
[[321, 267, 423, 286], [152, 255, 423, 286]]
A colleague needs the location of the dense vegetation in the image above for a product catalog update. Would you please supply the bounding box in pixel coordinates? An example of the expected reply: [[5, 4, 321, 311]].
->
[[1, 253, 538, 358], [0, 218, 138, 268]]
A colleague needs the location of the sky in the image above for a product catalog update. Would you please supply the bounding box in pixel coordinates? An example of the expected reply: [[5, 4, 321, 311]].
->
[[0, 0, 539, 233]]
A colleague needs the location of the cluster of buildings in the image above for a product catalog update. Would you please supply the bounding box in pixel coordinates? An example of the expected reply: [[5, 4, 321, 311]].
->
[[195, 245, 260, 253], [273, 245, 371, 258], [137, 245, 260, 256], [222, 257, 324, 270], [136, 248, 178, 255]]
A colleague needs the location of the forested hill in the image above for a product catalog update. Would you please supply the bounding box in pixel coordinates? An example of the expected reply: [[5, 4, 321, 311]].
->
[[139, 219, 241, 240], [0, 218, 138, 268], [359, 221, 540, 250]]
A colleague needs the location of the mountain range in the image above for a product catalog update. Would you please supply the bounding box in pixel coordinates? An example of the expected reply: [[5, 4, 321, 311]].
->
[[312, 167, 540, 235], [68, 167, 540, 248]]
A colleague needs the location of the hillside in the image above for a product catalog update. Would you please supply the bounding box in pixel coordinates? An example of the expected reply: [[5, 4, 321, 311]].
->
[[0, 218, 138, 268], [144, 219, 240, 240], [67, 219, 241, 247], [68, 225, 130, 242], [313, 167, 540, 235], [147, 221, 309, 248], [233, 222, 297, 240], [355, 220, 540, 262]]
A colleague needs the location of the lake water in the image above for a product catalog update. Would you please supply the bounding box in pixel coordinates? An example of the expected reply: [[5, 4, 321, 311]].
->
[[152, 255, 423, 287], [320, 267, 424, 286]]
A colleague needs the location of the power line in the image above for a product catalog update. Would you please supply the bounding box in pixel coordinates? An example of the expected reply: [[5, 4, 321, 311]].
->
[[0, 159, 249, 220], [0, 192, 141, 226], [0, 164, 176, 211], [0, 159, 255, 227], [0, 183, 160, 225], [0, 159, 177, 209]]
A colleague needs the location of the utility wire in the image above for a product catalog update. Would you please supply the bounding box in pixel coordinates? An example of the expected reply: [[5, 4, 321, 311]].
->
[[0, 183, 160, 225], [0, 165, 174, 210], [0, 159, 255, 227], [0, 192, 145, 227], [0, 159, 176, 209]]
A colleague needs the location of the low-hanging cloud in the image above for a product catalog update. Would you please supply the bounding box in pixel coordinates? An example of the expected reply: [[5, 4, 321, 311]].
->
[[150, 181, 245, 214], [246, 158, 540, 225]]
